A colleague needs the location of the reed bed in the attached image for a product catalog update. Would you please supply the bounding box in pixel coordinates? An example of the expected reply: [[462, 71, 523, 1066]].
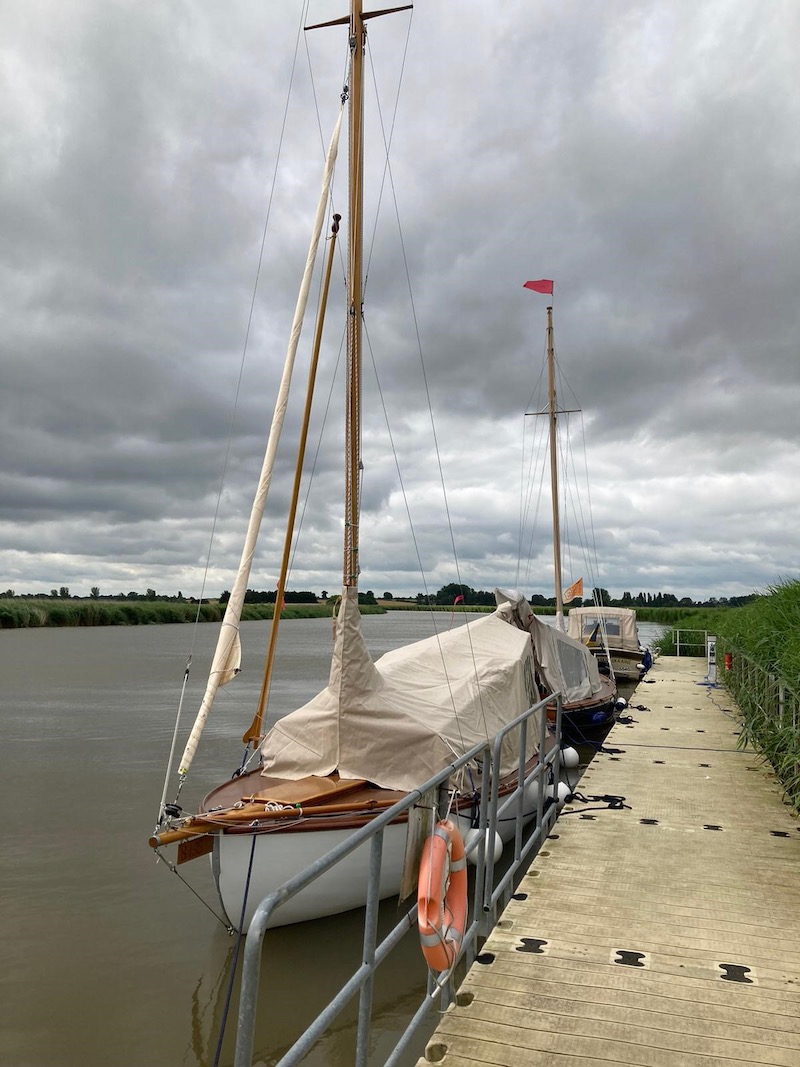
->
[[653, 610, 725, 656], [0, 599, 387, 629], [715, 581, 800, 812], [658, 580, 800, 813]]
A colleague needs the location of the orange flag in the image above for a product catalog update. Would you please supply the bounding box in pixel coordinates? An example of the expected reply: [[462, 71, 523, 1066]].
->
[[563, 577, 583, 603]]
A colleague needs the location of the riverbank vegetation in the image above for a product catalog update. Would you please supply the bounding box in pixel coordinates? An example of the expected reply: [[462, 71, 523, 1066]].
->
[[393, 583, 755, 611], [718, 581, 799, 813], [0, 580, 761, 630], [658, 580, 800, 813], [0, 598, 385, 629]]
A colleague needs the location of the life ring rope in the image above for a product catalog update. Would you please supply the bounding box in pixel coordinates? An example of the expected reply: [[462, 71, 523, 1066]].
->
[[417, 819, 468, 972]]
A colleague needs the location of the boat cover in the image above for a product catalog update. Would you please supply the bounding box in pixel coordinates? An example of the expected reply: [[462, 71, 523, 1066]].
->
[[260, 587, 604, 792], [492, 589, 605, 704], [260, 587, 544, 792], [566, 606, 640, 652]]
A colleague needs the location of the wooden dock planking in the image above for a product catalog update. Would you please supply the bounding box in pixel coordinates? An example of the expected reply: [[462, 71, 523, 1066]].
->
[[416, 657, 800, 1065]]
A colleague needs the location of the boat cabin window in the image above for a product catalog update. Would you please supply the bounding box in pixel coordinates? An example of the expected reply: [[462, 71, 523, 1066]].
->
[[583, 618, 621, 637]]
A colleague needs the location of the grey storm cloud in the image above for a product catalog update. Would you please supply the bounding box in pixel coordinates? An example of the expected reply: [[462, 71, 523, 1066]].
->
[[1, 0, 798, 602]]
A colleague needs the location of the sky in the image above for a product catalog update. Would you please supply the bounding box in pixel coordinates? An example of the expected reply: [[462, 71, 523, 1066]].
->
[[2, 0, 799, 603]]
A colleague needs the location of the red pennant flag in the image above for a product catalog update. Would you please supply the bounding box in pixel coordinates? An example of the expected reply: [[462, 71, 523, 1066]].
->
[[523, 279, 554, 294], [453, 594, 464, 605]]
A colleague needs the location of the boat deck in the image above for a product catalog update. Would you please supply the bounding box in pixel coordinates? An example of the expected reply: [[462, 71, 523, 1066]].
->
[[416, 655, 800, 1066]]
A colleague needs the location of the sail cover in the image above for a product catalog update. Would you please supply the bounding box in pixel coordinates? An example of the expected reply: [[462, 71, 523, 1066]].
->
[[260, 588, 542, 793]]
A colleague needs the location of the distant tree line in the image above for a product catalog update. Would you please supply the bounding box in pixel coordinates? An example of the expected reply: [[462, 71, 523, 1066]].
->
[[403, 584, 759, 610], [1, 587, 200, 603], [0, 584, 757, 610]]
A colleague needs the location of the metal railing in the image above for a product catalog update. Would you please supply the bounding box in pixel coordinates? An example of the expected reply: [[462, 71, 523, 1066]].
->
[[672, 628, 709, 657], [720, 643, 799, 733], [233, 692, 563, 1067], [716, 641, 800, 812]]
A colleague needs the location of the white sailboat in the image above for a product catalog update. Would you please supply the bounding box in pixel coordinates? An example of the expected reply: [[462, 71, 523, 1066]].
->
[[150, 4, 602, 932]]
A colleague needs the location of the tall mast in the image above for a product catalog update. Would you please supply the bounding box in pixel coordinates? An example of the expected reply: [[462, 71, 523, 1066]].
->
[[306, 2, 411, 590], [546, 305, 565, 629], [343, 0, 365, 589]]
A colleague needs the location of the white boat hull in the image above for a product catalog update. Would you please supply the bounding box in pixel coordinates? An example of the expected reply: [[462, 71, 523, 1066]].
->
[[212, 794, 545, 932], [212, 821, 409, 932]]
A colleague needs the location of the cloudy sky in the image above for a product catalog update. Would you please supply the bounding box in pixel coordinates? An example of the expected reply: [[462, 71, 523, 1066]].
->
[[2, 0, 798, 603]]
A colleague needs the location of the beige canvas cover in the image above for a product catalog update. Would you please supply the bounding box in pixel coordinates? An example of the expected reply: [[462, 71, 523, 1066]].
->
[[567, 606, 640, 652], [492, 589, 604, 704], [530, 615, 605, 703], [259, 587, 542, 793]]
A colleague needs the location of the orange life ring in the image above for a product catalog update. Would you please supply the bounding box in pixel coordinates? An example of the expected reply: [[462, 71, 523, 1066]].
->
[[417, 819, 468, 972]]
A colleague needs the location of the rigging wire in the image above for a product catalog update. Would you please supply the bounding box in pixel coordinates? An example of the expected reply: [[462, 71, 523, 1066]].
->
[[359, 17, 496, 759], [154, 847, 234, 932], [232, 16, 409, 777], [518, 325, 607, 608]]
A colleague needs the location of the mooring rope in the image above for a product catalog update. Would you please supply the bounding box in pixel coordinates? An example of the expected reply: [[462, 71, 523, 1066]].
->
[[561, 790, 631, 814]]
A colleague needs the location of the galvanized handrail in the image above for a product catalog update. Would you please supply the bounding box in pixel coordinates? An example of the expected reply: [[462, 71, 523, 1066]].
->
[[672, 628, 709, 657], [233, 691, 563, 1067], [720, 642, 799, 732]]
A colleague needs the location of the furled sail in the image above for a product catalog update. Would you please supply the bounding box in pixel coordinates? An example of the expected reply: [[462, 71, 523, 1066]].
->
[[178, 106, 344, 778]]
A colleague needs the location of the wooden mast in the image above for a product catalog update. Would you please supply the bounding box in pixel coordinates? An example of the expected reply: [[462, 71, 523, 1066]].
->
[[546, 305, 565, 630], [305, 2, 412, 589], [343, 0, 365, 589]]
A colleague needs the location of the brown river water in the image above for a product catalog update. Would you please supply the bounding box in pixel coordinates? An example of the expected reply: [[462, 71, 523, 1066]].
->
[[0, 614, 476, 1067], [1, 612, 655, 1065]]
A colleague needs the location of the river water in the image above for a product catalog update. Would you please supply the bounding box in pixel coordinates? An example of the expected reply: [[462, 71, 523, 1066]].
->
[[0, 613, 663, 1067]]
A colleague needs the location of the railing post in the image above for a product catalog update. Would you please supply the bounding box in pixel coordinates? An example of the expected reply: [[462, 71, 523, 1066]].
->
[[355, 829, 384, 1067], [234, 906, 270, 1067]]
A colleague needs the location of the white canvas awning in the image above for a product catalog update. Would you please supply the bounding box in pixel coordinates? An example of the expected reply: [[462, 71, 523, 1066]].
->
[[566, 606, 640, 652]]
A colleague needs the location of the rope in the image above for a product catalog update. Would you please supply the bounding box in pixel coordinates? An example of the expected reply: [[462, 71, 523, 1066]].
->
[[212, 835, 258, 1067], [563, 790, 631, 813]]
